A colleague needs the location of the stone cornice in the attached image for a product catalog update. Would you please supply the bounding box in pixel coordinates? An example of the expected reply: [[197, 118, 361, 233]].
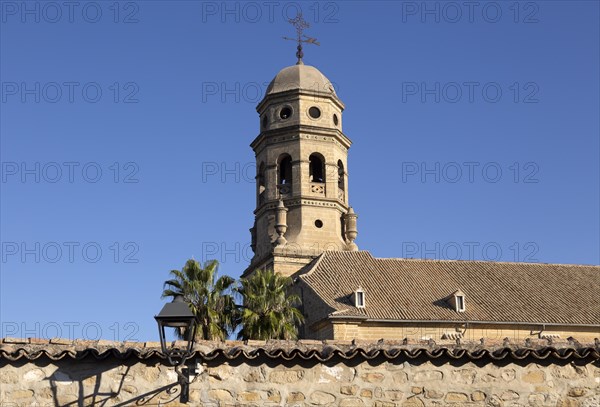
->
[[254, 197, 348, 217], [250, 125, 352, 153]]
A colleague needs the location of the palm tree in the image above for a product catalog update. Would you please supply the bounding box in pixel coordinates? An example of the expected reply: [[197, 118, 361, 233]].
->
[[237, 268, 304, 340], [162, 259, 238, 340]]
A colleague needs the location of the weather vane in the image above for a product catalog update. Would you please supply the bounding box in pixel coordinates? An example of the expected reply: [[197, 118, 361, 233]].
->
[[283, 13, 320, 65]]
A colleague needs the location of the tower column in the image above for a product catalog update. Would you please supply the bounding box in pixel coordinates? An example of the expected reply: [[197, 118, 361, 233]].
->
[[265, 164, 278, 201], [292, 160, 305, 197], [325, 162, 339, 200], [298, 160, 311, 196]]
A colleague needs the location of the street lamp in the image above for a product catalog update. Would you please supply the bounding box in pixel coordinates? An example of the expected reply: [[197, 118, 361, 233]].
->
[[155, 295, 198, 403]]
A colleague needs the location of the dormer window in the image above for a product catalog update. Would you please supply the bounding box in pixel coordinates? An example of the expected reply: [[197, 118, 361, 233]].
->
[[355, 287, 365, 308], [449, 290, 466, 313], [456, 295, 465, 312]]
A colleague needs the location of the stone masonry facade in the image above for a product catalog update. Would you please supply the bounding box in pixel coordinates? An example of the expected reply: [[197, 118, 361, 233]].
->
[[1, 338, 599, 406]]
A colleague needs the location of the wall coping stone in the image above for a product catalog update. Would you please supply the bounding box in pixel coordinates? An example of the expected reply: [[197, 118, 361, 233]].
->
[[1, 337, 598, 363]]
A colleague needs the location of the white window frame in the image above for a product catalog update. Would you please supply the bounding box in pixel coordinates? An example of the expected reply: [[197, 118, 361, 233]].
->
[[455, 294, 465, 312], [355, 288, 365, 308]]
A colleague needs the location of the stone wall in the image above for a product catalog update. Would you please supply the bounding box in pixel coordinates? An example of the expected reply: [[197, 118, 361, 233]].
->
[[321, 323, 600, 343], [1, 339, 599, 406]]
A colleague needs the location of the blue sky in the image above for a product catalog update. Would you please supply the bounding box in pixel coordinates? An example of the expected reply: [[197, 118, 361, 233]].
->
[[1, 1, 598, 341]]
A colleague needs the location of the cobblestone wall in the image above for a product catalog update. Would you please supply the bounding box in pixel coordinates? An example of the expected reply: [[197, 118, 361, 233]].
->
[[1, 340, 599, 406]]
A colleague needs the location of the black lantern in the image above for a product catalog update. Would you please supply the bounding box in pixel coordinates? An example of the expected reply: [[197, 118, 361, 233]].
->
[[154, 295, 198, 403]]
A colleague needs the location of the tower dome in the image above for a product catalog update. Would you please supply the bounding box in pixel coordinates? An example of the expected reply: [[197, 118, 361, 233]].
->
[[265, 64, 337, 97]]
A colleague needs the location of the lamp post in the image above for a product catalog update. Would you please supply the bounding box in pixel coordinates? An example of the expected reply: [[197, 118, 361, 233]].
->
[[155, 295, 198, 403]]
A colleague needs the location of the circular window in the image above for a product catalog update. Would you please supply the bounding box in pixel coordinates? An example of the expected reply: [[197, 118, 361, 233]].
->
[[262, 116, 268, 128], [280, 107, 292, 120], [314, 219, 323, 228], [333, 114, 339, 126], [309, 106, 321, 119]]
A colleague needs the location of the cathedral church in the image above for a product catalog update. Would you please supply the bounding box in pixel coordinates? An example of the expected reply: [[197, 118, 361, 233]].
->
[[242, 53, 599, 343]]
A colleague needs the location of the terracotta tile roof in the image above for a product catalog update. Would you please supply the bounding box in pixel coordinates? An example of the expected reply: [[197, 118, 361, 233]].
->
[[298, 251, 600, 327], [1, 338, 598, 363]]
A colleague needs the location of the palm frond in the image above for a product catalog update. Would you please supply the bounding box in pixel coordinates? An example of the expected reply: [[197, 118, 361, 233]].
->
[[160, 258, 239, 340]]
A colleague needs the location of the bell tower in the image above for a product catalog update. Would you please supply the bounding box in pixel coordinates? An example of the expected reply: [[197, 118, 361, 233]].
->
[[243, 60, 359, 278]]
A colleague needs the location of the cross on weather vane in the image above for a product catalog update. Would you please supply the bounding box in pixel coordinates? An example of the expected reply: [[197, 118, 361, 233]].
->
[[283, 13, 320, 65]]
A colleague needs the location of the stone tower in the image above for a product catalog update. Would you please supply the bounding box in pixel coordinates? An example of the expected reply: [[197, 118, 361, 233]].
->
[[243, 61, 359, 278]]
